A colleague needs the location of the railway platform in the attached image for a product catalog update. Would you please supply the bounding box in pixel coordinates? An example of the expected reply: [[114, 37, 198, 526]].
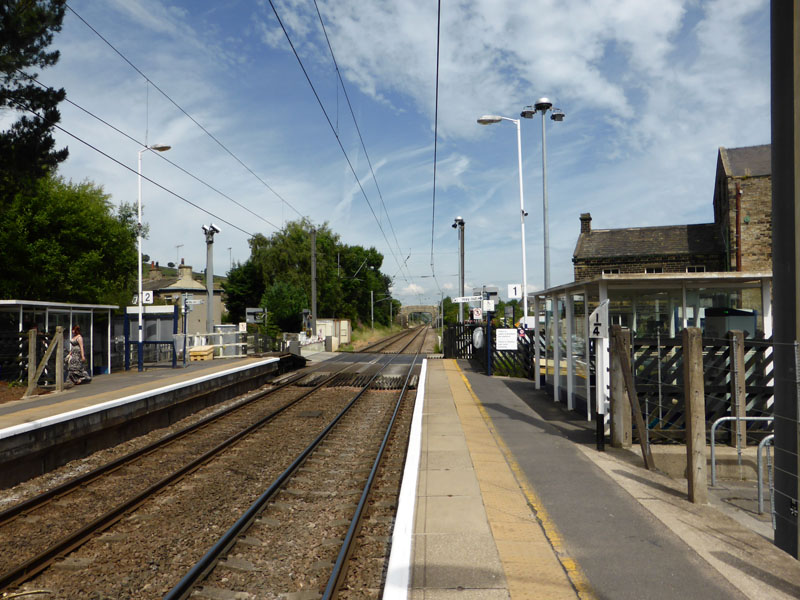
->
[[0, 353, 303, 487], [389, 359, 800, 600]]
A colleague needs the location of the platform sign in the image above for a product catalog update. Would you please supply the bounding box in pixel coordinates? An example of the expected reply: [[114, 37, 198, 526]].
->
[[496, 328, 517, 350], [454, 295, 482, 303], [508, 284, 522, 300], [142, 291, 154, 304], [482, 299, 495, 312], [589, 300, 610, 339]]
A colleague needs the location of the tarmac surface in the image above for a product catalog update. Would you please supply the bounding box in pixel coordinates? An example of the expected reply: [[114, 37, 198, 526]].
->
[[395, 358, 800, 599]]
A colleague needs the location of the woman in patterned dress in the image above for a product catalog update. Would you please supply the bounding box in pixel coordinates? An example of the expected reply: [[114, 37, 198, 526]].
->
[[67, 325, 91, 385]]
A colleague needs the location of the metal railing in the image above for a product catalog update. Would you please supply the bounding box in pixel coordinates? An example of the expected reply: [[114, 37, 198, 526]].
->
[[757, 434, 775, 520], [710, 415, 773, 486]]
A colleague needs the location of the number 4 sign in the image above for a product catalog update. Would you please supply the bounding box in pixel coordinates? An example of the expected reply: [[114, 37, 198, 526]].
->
[[589, 300, 610, 339]]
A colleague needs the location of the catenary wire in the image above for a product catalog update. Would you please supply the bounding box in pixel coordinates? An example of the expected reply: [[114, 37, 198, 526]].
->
[[14, 101, 254, 237], [64, 3, 304, 221], [17, 68, 282, 232], [266, 0, 407, 282], [311, 0, 409, 284], [430, 0, 442, 279]]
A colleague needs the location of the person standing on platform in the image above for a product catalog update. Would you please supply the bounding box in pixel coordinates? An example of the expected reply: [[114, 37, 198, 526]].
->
[[67, 325, 91, 385]]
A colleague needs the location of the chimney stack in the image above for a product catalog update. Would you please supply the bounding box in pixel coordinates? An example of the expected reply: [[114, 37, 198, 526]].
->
[[580, 213, 592, 234]]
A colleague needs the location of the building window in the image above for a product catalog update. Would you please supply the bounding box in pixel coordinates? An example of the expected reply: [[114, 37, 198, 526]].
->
[[645, 267, 663, 274], [686, 265, 706, 273], [602, 268, 620, 274]]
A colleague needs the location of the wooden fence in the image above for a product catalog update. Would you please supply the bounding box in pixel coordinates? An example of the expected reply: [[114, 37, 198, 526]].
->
[[632, 335, 773, 440]]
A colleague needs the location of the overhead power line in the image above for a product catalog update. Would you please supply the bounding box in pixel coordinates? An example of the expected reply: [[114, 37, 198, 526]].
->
[[430, 0, 443, 296], [17, 68, 282, 232], [267, 0, 408, 282], [311, 0, 408, 282], [65, 3, 304, 222], [14, 101, 254, 237]]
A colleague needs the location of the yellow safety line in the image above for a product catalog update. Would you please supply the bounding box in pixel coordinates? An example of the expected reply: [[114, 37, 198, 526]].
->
[[454, 361, 596, 600]]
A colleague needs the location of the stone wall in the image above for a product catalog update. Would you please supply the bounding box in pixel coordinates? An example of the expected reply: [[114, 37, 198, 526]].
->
[[723, 175, 772, 272], [574, 253, 727, 282]]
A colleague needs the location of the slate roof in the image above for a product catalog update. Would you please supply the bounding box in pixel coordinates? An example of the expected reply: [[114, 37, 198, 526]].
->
[[573, 223, 725, 260], [721, 144, 771, 177]]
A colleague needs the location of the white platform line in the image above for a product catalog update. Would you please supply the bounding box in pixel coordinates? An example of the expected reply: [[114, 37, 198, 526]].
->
[[0, 358, 279, 440], [383, 358, 427, 599]]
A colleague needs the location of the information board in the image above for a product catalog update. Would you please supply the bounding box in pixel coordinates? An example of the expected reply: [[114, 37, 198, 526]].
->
[[496, 328, 518, 350]]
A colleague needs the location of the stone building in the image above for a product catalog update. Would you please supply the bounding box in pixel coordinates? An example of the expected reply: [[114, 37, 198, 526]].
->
[[572, 144, 771, 281], [143, 261, 224, 335], [713, 144, 772, 272]]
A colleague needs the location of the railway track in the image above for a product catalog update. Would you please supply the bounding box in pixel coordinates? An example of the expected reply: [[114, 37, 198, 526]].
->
[[1, 334, 423, 598], [165, 337, 422, 599], [358, 325, 429, 354]]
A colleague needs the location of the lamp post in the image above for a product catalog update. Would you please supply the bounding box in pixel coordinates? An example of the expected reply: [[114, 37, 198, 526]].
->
[[137, 143, 171, 372], [451, 216, 465, 322], [202, 223, 221, 336], [477, 114, 529, 320], [521, 98, 565, 290]]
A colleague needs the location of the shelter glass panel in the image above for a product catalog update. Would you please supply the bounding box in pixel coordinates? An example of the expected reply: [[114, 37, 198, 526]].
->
[[571, 292, 588, 406]]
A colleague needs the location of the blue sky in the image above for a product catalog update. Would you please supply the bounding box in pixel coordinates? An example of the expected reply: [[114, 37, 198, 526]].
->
[[25, 0, 771, 307]]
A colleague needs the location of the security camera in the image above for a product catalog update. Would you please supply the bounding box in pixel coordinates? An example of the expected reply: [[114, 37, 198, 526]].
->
[[534, 97, 553, 111], [209, 223, 221, 234], [201, 225, 209, 234]]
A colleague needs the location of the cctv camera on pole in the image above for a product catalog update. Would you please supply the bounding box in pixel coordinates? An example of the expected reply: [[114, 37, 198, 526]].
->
[[203, 224, 220, 335]]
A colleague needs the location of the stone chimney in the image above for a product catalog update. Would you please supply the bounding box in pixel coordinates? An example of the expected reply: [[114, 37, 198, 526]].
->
[[178, 263, 194, 283], [149, 261, 163, 281], [580, 213, 592, 234]]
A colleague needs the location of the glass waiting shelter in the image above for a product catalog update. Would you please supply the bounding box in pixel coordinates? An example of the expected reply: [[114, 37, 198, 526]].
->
[[0, 299, 118, 380], [529, 272, 772, 420]]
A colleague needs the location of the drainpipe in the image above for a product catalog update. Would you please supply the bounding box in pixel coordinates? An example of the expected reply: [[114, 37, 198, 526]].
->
[[735, 182, 743, 271]]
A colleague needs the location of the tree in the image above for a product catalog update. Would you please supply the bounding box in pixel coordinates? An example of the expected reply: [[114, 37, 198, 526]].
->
[[0, 0, 68, 198], [0, 175, 138, 306], [222, 260, 264, 323], [224, 219, 395, 333]]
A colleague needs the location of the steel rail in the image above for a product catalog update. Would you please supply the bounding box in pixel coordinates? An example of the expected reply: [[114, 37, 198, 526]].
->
[[358, 326, 423, 353], [163, 351, 408, 600], [0, 359, 355, 592], [323, 350, 421, 598], [0, 355, 347, 527]]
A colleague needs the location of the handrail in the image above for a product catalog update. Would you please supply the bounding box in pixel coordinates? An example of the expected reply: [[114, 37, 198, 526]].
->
[[757, 434, 775, 515], [710, 416, 773, 486]]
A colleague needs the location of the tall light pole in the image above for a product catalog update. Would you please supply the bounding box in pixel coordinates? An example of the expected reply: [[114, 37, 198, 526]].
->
[[175, 243, 183, 266], [137, 143, 171, 372], [521, 98, 565, 290], [477, 115, 529, 320], [451, 216, 465, 322], [202, 223, 221, 335]]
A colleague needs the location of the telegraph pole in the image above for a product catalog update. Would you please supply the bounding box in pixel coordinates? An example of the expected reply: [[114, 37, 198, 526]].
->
[[311, 228, 317, 337]]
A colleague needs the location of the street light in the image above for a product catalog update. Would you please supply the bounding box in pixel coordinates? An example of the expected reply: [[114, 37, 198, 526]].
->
[[477, 114, 530, 321], [451, 216, 465, 323], [137, 143, 171, 372], [521, 98, 565, 290]]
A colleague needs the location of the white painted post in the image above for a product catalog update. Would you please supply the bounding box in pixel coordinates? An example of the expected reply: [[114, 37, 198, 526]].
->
[[595, 281, 610, 421], [566, 293, 574, 410], [584, 287, 591, 410], [553, 293, 560, 403]]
